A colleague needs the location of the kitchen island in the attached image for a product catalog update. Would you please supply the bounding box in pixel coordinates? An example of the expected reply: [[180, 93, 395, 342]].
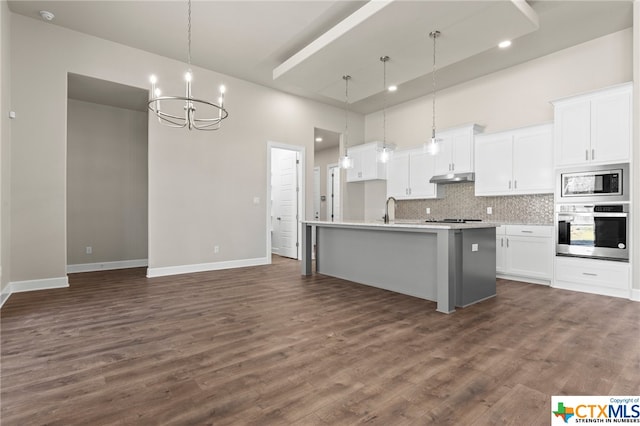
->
[[301, 220, 497, 314]]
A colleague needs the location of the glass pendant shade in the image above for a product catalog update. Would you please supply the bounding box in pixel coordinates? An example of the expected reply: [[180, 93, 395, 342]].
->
[[339, 155, 354, 169], [378, 146, 392, 164], [425, 136, 439, 156]]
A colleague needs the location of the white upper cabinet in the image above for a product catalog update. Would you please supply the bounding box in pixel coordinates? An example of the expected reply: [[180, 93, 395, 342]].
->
[[346, 141, 387, 182], [387, 148, 439, 200], [553, 83, 631, 167], [433, 124, 482, 175], [475, 123, 553, 196]]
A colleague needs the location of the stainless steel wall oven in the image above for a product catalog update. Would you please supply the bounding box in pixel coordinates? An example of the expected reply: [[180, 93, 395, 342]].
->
[[556, 204, 629, 262]]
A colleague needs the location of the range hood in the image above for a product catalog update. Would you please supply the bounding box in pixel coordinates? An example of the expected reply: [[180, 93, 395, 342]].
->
[[429, 172, 475, 184]]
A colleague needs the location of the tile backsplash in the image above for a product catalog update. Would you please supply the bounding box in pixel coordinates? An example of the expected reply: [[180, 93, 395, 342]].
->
[[395, 182, 554, 224]]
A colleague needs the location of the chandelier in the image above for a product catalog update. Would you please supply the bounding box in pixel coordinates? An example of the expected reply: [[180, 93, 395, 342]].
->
[[339, 75, 354, 169], [425, 30, 440, 155], [148, 0, 228, 131]]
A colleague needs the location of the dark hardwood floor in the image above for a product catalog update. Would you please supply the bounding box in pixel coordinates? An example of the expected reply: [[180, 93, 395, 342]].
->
[[1, 256, 638, 425]]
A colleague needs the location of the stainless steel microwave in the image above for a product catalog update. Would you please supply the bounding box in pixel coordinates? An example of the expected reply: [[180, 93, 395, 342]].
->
[[557, 163, 629, 203]]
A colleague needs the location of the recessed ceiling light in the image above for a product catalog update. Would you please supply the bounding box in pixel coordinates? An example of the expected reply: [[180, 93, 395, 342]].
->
[[388, 85, 398, 92], [498, 40, 512, 49], [39, 10, 55, 21], [315, 137, 323, 142]]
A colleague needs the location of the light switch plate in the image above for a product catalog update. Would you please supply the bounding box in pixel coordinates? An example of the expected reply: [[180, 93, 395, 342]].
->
[[471, 243, 479, 252]]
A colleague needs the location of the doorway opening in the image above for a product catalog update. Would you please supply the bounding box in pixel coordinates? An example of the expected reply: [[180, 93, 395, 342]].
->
[[313, 127, 342, 222], [267, 142, 305, 260], [66, 73, 149, 273]]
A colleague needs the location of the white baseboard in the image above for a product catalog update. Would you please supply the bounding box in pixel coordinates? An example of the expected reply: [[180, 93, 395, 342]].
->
[[10, 276, 69, 293], [631, 288, 640, 302], [67, 259, 148, 273], [0, 284, 11, 309], [146, 257, 270, 278], [1, 276, 69, 308]]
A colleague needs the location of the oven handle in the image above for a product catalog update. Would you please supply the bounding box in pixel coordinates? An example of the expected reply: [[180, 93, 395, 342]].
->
[[558, 212, 628, 218]]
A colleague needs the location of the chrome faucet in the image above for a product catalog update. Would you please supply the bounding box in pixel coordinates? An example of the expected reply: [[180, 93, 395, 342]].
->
[[384, 196, 397, 224]]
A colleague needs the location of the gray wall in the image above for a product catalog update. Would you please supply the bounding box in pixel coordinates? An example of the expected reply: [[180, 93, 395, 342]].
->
[[67, 99, 148, 266], [1, 1, 11, 295], [8, 11, 363, 282]]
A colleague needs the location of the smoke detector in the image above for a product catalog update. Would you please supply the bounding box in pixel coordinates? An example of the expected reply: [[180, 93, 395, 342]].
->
[[39, 10, 55, 21]]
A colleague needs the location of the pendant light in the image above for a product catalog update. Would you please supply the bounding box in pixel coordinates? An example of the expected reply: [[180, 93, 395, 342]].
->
[[339, 75, 354, 169], [148, 0, 228, 131], [378, 56, 396, 164], [425, 30, 440, 155]]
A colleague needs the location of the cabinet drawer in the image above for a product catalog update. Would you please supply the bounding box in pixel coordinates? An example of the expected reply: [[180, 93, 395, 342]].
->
[[555, 257, 629, 290], [505, 225, 553, 237]]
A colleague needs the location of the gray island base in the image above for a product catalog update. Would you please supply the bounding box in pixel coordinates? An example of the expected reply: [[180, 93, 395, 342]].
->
[[301, 221, 497, 314]]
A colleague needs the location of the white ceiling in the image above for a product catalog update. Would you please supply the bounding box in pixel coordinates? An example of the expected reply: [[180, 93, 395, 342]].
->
[[9, 1, 633, 114]]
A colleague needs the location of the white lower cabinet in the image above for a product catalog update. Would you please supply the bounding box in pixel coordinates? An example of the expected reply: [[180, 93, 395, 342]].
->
[[554, 256, 630, 299], [496, 225, 553, 285]]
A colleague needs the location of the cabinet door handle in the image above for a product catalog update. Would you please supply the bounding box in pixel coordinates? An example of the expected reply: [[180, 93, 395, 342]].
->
[[583, 272, 598, 277], [592, 149, 595, 160], [506, 238, 509, 248], [501, 238, 504, 247], [508, 180, 512, 189], [585, 149, 589, 160], [521, 230, 533, 233], [514, 180, 517, 189], [451, 163, 455, 171]]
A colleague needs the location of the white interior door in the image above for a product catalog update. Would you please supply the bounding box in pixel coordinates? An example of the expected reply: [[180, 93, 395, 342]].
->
[[326, 164, 341, 222], [271, 148, 298, 259]]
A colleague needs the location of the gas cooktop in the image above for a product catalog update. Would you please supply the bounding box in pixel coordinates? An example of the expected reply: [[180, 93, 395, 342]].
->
[[424, 218, 482, 224]]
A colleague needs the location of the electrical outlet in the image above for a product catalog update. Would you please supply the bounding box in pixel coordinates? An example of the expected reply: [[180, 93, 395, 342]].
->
[[214, 245, 220, 254], [471, 243, 479, 252], [487, 207, 493, 215], [426, 208, 431, 215], [85, 246, 92, 254]]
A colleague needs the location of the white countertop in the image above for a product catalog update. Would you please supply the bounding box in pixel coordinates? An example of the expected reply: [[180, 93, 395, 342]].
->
[[302, 219, 498, 230]]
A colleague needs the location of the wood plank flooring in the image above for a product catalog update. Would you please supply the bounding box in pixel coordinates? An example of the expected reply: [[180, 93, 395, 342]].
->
[[1, 256, 639, 425]]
